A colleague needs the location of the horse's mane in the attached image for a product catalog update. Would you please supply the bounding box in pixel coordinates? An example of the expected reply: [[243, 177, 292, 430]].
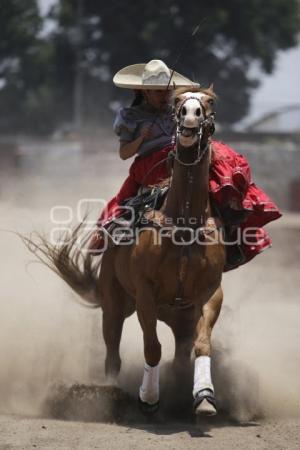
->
[[173, 85, 217, 100]]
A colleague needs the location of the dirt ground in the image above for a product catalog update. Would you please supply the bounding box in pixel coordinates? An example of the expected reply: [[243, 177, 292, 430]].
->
[[0, 414, 300, 450], [0, 142, 299, 449]]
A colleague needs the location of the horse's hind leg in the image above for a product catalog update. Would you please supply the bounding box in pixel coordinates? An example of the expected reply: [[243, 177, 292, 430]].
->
[[100, 261, 134, 380], [168, 309, 196, 374], [102, 293, 126, 380], [167, 314, 195, 407], [193, 286, 223, 416]]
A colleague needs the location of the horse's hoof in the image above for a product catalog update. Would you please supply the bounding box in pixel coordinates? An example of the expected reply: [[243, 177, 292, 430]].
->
[[194, 389, 217, 417], [138, 396, 159, 415]]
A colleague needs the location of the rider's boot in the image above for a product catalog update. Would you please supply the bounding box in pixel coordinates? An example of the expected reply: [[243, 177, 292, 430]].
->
[[218, 201, 249, 271], [87, 221, 116, 255], [88, 229, 106, 255]]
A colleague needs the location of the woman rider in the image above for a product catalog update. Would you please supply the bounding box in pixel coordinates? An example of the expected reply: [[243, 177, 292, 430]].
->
[[89, 59, 281, 270]]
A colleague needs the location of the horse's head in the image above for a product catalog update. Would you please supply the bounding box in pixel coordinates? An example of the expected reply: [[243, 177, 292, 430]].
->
[[173, 86, 216, 148]]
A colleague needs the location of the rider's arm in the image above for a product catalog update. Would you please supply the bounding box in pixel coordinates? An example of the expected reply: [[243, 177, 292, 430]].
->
[[119, 126, 153, 160], [119, 136, 144, 160]]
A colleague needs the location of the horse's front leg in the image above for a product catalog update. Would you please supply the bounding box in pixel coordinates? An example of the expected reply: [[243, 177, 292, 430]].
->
[[193, 286, 223, 416], [136, 279, 161, 413]]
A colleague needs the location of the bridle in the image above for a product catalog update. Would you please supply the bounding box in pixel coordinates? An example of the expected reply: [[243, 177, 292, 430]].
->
[[174, 96, 216, 166], [172, 94, 216, 230], [169, 94, 217, 307]]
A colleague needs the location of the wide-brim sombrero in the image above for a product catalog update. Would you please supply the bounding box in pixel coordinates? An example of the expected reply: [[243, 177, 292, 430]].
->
[[113, 59, 199, 90]]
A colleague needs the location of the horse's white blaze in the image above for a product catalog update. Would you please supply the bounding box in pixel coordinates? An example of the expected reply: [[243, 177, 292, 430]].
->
[[139, 362, 160, 404], [182, 98, 204, 128], [177, 94, 206, 147], [193, 356, 214, 397]]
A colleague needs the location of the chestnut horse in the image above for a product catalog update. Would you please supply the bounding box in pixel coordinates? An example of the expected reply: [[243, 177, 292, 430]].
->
[[25, 87, 225, 416]]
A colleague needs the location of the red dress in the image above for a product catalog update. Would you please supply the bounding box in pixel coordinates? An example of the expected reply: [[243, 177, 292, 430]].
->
[[98, 141, 281, 269]]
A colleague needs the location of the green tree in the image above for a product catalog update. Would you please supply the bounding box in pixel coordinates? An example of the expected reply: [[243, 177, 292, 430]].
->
[[52, 0, 300, 126], [0, 1, 42, 130], [0, 0, 66, 134], [0, 0, 299, 133]]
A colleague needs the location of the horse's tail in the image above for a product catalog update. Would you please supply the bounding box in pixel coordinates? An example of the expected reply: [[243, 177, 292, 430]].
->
[[20, 222, 102, 308]]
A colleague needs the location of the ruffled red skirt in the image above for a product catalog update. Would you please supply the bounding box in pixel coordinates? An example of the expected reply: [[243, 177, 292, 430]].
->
[[98, 141, 281, 269]]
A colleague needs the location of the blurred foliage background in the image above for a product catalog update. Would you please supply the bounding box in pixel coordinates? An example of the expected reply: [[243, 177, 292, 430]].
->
[[0, 0, 299, 134]]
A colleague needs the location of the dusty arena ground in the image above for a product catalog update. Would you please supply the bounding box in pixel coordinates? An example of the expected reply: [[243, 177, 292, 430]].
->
[[0, 137, 299, 449]]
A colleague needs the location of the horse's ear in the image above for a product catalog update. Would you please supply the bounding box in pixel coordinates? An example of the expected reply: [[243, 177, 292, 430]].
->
[[208, 83, 214, 92], [173, 96, 181, 108]]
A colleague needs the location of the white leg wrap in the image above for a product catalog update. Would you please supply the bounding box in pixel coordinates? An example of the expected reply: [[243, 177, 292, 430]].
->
[[193, 356, 214, 398], [139, 362, 159, 405]]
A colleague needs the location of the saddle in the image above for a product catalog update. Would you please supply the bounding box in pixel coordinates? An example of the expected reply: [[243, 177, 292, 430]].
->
[[103, 184, 246, 271], [119, 184, 170, 227]]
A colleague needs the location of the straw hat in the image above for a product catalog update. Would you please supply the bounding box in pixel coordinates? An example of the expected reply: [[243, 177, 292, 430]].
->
[[113, 59, 199, 90]]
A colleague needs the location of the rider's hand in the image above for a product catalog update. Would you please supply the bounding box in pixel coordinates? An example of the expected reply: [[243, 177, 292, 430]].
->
[[140, 125, 153, 141]]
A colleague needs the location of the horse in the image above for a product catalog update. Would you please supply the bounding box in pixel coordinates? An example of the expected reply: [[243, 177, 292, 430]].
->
[[24, 86, 226, 416]]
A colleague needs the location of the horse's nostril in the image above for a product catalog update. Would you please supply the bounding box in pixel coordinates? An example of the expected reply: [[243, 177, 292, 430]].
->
[[182, 106, 187, 116], [196, 108, 201, 117]]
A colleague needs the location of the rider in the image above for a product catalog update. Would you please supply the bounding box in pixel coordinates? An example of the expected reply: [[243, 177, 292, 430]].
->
[[89, 59, 281, 270]]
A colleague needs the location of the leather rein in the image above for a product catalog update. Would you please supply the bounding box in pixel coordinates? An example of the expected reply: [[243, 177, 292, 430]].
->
[[169, 96, 218, 308], [139, 95, 220, 308]]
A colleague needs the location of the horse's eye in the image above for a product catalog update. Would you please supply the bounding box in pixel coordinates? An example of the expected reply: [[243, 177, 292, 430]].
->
[[208, 99, 214, 106], [182, 106, 187, 116], [196, 108, 201, 116]]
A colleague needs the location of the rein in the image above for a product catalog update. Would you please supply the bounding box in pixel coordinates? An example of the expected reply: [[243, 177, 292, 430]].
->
[[135, 94, 218, 308], [139, 150, 175, 191], [171, 97, 216, 307]]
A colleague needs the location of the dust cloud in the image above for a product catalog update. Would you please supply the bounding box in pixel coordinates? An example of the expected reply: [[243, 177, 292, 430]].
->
[[0, 138, 299, 422], [111, 226, 300, 422]]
